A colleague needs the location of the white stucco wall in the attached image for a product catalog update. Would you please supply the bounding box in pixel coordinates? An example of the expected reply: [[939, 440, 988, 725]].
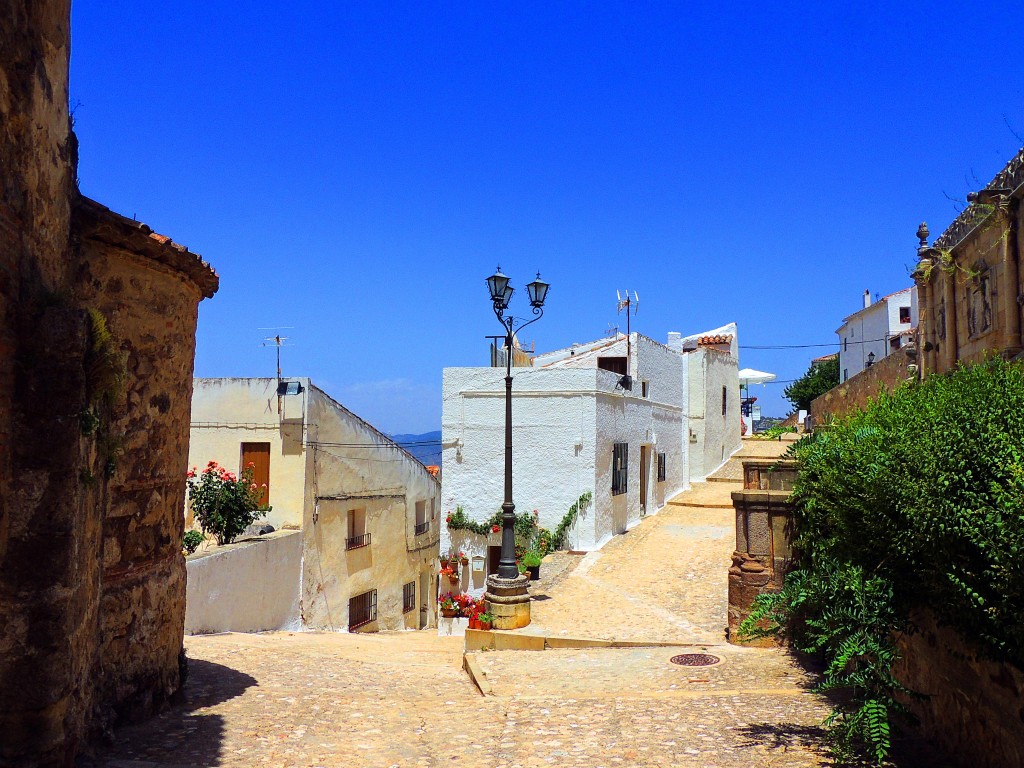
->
[[441, 333, 688, 575], [837, 288, 916, 381], [302, 386, 440, 632], [185, 530, 302, 634], [686, 348, 742, 481]]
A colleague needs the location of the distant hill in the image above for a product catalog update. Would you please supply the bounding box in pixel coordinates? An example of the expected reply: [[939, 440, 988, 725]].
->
[[389, 430, 442, 468]]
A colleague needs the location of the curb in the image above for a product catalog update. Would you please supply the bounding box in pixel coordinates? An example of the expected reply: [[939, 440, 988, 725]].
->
[[464, 628, 710, 652], [463, 651, 492, 696]]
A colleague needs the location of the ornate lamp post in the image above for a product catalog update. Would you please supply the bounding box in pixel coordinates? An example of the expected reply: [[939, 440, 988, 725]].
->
[[483, 267, 549, 627]]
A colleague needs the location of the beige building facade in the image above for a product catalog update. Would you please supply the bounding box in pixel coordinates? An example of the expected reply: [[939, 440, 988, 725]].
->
[[914, 147, 1024, 375], [188, 378, 440, 632]]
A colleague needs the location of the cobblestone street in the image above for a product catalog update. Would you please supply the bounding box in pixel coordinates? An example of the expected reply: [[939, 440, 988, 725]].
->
[[89, 441, 936, 767]]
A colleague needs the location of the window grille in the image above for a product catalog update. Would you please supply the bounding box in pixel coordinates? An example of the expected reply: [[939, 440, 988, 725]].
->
[[402, 582, 415, 613], [612, 442, 628, 496], [657, 452, 667, 482], [349, 589, 377, 630], [414, 520, 430, 535], [346, 532, 371, 550]]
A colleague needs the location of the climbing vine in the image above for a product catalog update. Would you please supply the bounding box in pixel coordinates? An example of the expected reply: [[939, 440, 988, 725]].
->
[[446, 491, 592, 553]]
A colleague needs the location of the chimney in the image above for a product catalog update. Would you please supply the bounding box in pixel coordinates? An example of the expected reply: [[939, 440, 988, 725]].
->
[[863, 289, 871, 309], [667, 332, 681, 347]]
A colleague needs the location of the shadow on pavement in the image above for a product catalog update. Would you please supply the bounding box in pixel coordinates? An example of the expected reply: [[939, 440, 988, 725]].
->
[[84, 656, 257, 767]]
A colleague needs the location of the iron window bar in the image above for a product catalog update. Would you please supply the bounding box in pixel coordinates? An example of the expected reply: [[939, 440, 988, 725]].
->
[[402, 582, 416, 613], [349, 589, 377, 630], [414, 520, 430, 535]]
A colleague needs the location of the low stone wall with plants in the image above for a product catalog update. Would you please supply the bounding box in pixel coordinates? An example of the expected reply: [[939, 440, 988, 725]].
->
[[743, 358, 1024, 766], [810, 349, 910, 424]]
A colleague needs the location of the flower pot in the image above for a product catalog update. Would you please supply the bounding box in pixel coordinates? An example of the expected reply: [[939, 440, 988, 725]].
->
[[469, 616, 480, 629], [441, 608, 458, 618], [479, 620, 492, 631], [527, 564, 540, 581], [448, 574, 460, 584]]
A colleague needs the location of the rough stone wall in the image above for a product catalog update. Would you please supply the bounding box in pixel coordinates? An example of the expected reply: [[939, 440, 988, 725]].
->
[[894, 612, 1024, 768], [0, 6, 218, 763], [72, 199, 216, 728], [810, 348, 910, 424], [0, 3, 96, 765]]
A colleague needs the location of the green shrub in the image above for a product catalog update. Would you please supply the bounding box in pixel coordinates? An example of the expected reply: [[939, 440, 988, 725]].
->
[[742, 357, 1024, 764], [522, 550, 543, 567], [186, 460, 271, 545], [182, 529, 205, 555]]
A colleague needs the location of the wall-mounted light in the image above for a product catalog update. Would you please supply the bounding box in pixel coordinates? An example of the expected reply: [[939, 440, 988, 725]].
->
[[277, 380, 304, 396], [866, 352, 876, 368]]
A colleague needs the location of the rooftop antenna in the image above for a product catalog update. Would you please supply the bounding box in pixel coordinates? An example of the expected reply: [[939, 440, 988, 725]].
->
[[616, 291, 639, 389], [260, 327, 294, 414]]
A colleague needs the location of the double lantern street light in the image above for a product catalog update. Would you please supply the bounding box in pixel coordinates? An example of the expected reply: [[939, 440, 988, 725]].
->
[[486, 267, 550, 581]]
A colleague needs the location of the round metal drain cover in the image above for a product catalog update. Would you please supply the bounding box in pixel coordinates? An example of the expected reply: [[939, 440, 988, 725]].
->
[[669, 653, 721, 667]]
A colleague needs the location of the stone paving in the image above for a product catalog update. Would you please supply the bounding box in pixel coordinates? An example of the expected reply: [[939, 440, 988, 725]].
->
[[88, 438, 939, 767]]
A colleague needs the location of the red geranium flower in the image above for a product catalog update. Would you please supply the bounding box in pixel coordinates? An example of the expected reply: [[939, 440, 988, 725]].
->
[[491, 524, 500, 533]]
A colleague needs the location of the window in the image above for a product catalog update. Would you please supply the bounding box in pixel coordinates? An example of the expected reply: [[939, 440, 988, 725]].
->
[[641, 380, 649, 398], [844, 337, 848, 352], [346, 508, 370, 549], [597, 356, 628, 375], [402, 582, 415, 613], [349, 589, 377, 629], [899, 306, 911, 324], [843, 368, 849, 382], [414, 500, 429, 534], [657, 452, 666, 482], [612, 443, 628, 496], [722, 386, 728, 416], [240, 442, 270, 506]]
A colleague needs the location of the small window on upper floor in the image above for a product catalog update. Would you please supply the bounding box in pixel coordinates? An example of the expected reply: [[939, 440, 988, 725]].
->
[[899, 306, 911, 324], [843, 368, 849, 382], [641, 380, 649, 398], [844, 338, 848, 352], [722, 386, 728, 416]]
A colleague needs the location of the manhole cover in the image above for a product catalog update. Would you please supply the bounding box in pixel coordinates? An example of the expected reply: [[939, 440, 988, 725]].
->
[[669, 653, 721, 667]]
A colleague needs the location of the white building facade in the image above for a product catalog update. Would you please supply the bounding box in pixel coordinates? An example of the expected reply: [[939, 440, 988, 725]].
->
[[440, 326, 741, 595], [187, 378, 440, 633], [837, 288, 917, 381]]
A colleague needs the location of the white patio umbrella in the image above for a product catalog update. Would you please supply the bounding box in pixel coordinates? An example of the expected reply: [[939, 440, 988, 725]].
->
[[737, 368, 777, 386]]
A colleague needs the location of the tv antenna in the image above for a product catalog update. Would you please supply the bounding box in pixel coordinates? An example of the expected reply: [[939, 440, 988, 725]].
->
[[259, 327, 294, 381], [616, 291, 639, 387]]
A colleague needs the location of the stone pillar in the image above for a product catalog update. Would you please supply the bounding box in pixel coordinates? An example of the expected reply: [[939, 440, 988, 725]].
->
[[999, 202, 1021, 356], [727, 459, 796, 647], [943, 265, 958, 373], [485, 574, 531, 629], [913, 224, 934, 377]]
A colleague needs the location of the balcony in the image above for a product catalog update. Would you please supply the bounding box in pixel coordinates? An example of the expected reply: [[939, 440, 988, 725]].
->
[[414, 520, 430, 535], [346, 532, 371, 550]]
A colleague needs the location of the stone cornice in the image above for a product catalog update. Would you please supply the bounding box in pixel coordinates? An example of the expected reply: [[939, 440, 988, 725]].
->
[[933, 146, 1024, 252]]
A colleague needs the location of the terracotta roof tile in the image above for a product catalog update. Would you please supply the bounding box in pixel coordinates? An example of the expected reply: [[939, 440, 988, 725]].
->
[[697, 334, 733, 346], [425, 465, 440, 477]]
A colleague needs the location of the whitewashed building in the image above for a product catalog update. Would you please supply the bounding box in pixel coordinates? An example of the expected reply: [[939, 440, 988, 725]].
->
[[185, 378, 440, 634], [440, 324, 741, 589], [837, 288, 917, 381]]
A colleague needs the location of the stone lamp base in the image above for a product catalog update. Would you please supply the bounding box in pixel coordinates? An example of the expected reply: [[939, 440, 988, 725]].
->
[[485, 574, 531, 629]]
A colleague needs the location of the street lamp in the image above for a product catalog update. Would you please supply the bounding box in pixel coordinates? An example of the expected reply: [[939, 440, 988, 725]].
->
[[486, 267, 549, 584], [866, 351, 876, 367]]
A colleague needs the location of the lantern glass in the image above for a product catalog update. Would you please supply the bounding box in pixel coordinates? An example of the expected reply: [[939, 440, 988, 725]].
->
[[486, 268, 510, 304], [499, 284, 514, 309], [526, 273, 550, 308]]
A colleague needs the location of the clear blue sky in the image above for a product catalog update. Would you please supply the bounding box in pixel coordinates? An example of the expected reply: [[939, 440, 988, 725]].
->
[[71, 2, 1024, 433]]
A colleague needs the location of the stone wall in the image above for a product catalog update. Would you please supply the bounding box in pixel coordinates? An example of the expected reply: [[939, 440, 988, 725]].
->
[[894, 612, 1024, 768], [810, 348, 911, 423], [0, 5, 218, 764]]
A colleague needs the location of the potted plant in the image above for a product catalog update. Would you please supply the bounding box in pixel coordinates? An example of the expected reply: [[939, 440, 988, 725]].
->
[[478, 612, 493, 631], [439, 593, 458, 618], [522, 549, 543, 580], [468, 612, 480, 630], [458, 550, 469, 566]]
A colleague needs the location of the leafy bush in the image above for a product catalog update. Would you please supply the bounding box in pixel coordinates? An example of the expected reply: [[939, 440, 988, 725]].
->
[[186, 460, 271, 545], [522, 550, 543, 567], [182, 529, 205, 555], [742, 357, 1024, 764], [784, 356, 839, 411], [753, 424, 797, 440]]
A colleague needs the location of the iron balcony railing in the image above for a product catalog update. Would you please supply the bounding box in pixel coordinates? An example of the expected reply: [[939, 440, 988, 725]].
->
[[346, 532, 371, 550]]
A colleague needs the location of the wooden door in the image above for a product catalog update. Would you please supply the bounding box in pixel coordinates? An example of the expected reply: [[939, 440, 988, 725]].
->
[[241, 442, 270, 506]]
